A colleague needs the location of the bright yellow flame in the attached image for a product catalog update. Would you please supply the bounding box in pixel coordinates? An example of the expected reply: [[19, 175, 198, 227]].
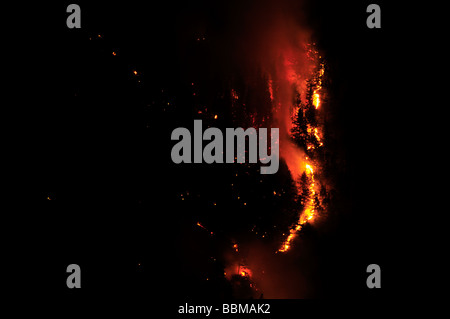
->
[[312, 92, 320, 109], [312, 64, 325, 109], [279, 162, 317, 252], [314, 128, 323, 146]]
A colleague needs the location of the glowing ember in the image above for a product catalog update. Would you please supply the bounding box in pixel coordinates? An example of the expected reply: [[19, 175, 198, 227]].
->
[[197, 221, 206, 229], [312, 63, 325, 109], [267, 78, 274, 101], [231, 89, 239, 100], [237, 264, 252, 278], [196, 221, 214, 235]]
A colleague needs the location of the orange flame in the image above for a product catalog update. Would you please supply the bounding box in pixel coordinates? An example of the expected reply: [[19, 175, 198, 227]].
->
[[269, 48, 325, 253], [279, 161, 317, 252]]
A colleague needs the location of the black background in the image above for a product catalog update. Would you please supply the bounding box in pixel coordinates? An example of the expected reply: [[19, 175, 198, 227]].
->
[[7, 0, 425, 314]]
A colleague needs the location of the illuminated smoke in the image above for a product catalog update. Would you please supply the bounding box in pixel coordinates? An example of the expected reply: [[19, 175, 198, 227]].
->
[[231, 1, 326, 251], [213, 0, 329, 296]]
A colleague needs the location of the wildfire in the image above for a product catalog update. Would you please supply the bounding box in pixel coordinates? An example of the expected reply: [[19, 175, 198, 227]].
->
[[278, 161, 317, 252], [270, 47, 325, 253], [300, 163, 316, 224], [224, 242, 255, 286], [237, 264, 252, 278], [312, 63, 324, 109]]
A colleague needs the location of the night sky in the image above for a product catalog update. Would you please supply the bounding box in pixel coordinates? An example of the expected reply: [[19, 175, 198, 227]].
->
[[8, 0, 424, 311]]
